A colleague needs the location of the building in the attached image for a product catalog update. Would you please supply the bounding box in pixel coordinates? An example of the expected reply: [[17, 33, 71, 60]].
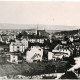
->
[[60, 49, 71, 57], [26, 29, 49, 43], [52, 53, 64, 61], [50, 44, 72, 61], [53, 44, 71, 57], [54, 34, 64, 41], [7, 52, 23, 64], [28, 35, 47, 43], [8, 34, 16, 40], [48, 52, 54, 60], [69, 36, 74, 42], [26, 46, 43, 63], [52, 48, 71, 58], [0, 34, 16, 44], [9, 38, 28, 52], [0, 35, 9, 43]]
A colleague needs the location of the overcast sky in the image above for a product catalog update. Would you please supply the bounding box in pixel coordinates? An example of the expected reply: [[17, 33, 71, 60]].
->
[[0, 1, 80, 30]]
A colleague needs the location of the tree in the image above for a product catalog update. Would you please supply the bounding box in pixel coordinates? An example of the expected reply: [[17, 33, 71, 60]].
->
[[45, 64, 56, 73], [64, 36, 69, 42], [21, 30, 27, 36]]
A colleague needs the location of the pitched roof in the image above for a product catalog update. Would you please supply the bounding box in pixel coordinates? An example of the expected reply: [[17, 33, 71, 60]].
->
[[31, 53, 41, 59], [60, 71, 78, 79]]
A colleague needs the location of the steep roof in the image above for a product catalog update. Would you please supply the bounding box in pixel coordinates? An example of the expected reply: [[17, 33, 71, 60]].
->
[[60, 71, 78, 79], [31, 53, 41, 59]]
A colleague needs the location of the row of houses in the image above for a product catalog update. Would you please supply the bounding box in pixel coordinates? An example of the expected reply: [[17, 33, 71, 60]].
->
[[9, 30, 50, 53], [0, 34, 16, 44], [7, 44, 72, 64], [0, 29, 50, 44], [0, 34, 48, 44], [1, 29, 74, 64], [5, 29, 50, 64], [8, 39, 80, 64]]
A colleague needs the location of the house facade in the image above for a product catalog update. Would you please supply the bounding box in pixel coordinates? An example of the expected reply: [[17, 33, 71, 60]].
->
[[0, 34, 16, 44], [7, 53, 23, 64], [26, 46, 43, 63], [52, 49, 71, 58], [50, 44, 72, 61], [28, 38, 46, 43], [9, 39, 28, 52], [27, 29, 49, 43], [48, 52, 54, 60]]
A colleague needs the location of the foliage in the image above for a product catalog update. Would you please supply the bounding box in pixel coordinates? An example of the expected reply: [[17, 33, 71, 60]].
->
[[60, 71, 78, 79]]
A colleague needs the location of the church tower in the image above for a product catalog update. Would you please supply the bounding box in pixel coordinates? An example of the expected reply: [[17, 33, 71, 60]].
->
[[36, 24, 39, 37]]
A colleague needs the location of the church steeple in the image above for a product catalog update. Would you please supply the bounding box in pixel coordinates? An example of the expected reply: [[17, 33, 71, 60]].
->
[[37, 24, 39, 36], [37, 24, 38, 31]]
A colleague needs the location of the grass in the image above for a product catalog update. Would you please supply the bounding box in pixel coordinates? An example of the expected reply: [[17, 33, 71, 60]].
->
[[0, 56, 71, 77], [0, 63, 32, 76]]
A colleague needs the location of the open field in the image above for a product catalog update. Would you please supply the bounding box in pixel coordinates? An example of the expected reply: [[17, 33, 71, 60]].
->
[[0, 63, 70, 77], [0, 56, 71, 77]]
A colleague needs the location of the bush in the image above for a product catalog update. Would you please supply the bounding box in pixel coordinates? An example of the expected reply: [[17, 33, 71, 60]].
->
[[63, 56, 75, 65], [44, 64, 55, 73], [60, 71, 78, 79]]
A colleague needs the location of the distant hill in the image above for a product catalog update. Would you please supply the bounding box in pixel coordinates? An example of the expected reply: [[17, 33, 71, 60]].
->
[[0, 23, 79, 31], [46, 30, 61, 34], [54, 29, 80, 35]]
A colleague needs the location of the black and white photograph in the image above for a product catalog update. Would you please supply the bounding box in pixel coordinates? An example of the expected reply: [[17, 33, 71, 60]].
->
[[0, 1, 79, 79]]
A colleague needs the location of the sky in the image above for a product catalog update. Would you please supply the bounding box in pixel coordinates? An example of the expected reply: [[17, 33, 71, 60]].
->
[[0, 1, 80, 30]]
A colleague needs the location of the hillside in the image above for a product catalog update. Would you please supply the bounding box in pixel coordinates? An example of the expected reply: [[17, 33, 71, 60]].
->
[[54, 29, 80, 35], [0, 23, 79, 31], [0, 56, 69, 77]]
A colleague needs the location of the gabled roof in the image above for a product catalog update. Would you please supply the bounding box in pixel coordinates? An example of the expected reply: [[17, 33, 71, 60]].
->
[[31, 53, 41, 59]]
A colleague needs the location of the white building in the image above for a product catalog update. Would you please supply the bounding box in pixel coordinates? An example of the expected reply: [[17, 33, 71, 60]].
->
[[52, 44, 71, 58], [28, 38, 46, 43], [21, 38, 28, 48], [60, 49, 71, 57], [51, 46, 71, 61], [53, 53, 63, 61], [48, 50, 64, 61], [9, 38, 28, 52], [52, 49, 71, 58], [0, 34, 16, 43], [7, 53, 23, 64], [69, 36, 74, 42], [48, 52, 54, 60], [26, 46, 43, 63]]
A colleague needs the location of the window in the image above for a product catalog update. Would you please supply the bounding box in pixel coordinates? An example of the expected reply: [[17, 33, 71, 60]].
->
[[13, 55, 15, 58], [12, 60, 15, 62]]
